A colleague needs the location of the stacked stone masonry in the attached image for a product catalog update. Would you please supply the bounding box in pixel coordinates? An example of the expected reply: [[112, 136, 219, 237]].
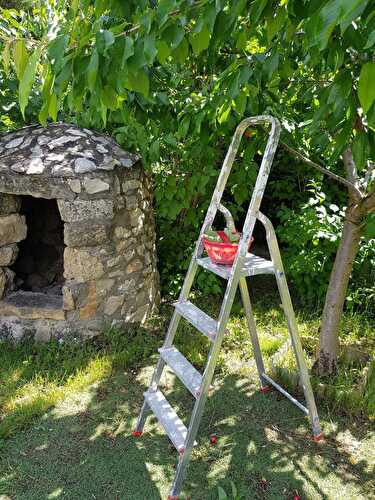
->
[[0, 123, 159, 342]]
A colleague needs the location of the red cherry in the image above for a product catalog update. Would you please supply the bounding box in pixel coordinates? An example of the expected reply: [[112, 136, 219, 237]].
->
[[210, 435, 217, 444]]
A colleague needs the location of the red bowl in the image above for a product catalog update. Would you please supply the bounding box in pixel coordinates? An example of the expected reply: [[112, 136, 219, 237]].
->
[[203, 231, 254, 266]]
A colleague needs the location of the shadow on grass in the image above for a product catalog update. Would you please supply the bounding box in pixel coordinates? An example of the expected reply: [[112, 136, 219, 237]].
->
[[1, 361, 374, 500], [0, 321, 167, 439]]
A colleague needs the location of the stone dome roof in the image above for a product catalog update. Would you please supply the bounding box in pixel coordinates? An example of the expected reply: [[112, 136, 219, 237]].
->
[[0, 122, 140, 177]]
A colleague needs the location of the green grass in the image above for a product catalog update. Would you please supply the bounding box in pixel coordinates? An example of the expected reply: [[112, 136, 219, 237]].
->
[[0, 292, 374, 498], [0, 326, 162, 440], [0, 356, 374, 499]]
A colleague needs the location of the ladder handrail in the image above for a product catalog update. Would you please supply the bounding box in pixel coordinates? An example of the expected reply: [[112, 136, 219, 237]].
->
[[177, 115, 280, 302], [216, 117, 280, 329]]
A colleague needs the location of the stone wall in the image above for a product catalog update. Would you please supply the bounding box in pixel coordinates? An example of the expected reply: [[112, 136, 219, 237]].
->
[[0, 123, 160, 342]]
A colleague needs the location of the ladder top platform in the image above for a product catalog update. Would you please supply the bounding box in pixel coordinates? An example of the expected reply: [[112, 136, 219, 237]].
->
[[197, 253, 275, 280]]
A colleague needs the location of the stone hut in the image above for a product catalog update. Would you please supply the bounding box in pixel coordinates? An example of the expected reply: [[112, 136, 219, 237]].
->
[[0, 123, 159, 342]]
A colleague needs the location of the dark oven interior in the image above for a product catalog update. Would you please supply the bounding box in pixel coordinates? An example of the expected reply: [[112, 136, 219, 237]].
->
[[10, 196, 65, 296]]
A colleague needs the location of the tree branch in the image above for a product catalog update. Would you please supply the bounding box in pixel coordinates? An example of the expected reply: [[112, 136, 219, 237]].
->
[[342, 147, 358, 185], [342, 147, 362, 203], [280, 142, 363, 200], [114, 8, 182, 38]]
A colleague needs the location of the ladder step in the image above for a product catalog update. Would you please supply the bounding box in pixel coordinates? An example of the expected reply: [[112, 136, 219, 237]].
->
[[144, 389, 190, 453], [174, 300, 217, 342], [159, 346, 202, 398], [197, 253, 274, 280]]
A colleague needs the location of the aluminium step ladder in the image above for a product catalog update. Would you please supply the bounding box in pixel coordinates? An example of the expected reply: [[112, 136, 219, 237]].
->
[[133, 115, 323, 500]]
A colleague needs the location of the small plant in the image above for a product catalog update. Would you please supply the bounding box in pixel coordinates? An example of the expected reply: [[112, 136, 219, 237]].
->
[[218, 481, 242, 500], [223, 228, 240, 243], [203, 228, 240, 243], [204, 229, 223, 242]]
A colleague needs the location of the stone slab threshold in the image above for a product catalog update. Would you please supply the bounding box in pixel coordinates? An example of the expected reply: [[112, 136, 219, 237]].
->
[[0, 291, 65, 320]]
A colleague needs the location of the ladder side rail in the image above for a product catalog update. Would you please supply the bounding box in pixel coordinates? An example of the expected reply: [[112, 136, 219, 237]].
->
[[170, 117, 281, 497], [238, 277, 267, 389], [257, 211, 322, 437]]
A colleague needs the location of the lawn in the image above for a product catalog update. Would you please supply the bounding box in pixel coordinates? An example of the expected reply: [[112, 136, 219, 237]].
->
[[0, 288, 374, 499]]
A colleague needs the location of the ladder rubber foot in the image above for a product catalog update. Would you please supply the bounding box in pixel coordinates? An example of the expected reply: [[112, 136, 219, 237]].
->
[[313, 432, 324, 442], [260, 385, 271, 393], [132, 431, 143, 437]]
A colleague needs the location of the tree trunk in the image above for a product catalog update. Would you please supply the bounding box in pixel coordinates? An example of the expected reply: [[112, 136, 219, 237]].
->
[[316, 208, 363, 376]]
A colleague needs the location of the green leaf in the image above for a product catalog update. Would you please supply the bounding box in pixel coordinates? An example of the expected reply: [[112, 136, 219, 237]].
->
[[204, 4, 217, 31], [177, 115, 190, 138], [352, 130, 369, 170], [264, 51, 279, 80], [127, 38, 146, 71], [234, 91, 247, 116], [230, 481, 238, 498], [358, 62, 375, 113], [100, 101, 107, 126], [149, 140, 160, 161], [364, 213, 375, 240], [54, 61, 72, 94], [251, 0, 268, 23], [163, 24, 185, 49], [38, 101, 49, 126], [266, 8, 287, 43], [87, 49, 99, 92], [156, 40, 170, 64], [228, 71, 240, 99], [217, 101, 231, 124], [367, 102, 375, 130], [96, 30, 115, 54], [38, 68, 54, 125], [217, 486, 228, 500], [364, 27, 375, 49], [48, 34, 68, 72], [140, 10, 153, 34], [49, 93, 58, 121], [306, 0, 368, 50], [13, 39, 28, 79], [19, 44, 42, 119], [94, 0, 107, 15], [172, 38, 188, 64], [1, 40, 11, 76], [144, 34, 157, 65], [127, 69, 149, 97], [189, 24, 210, 55], [236, 31, 247, 50], [328, 70, 352, 111], [101, 84, 118, 110], [339, 0, 368, 32], [121, 37, 134, 67]]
